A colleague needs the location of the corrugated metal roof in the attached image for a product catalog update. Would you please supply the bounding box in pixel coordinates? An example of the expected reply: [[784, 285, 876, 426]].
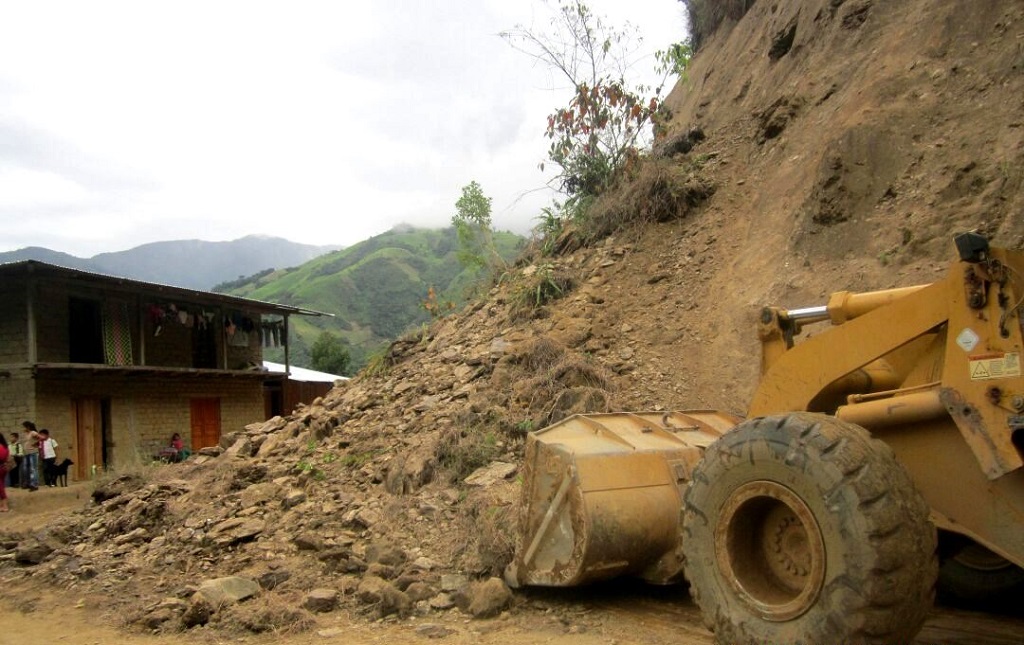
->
[[0, 259, 332, 317], [263, 361, 348, 383]]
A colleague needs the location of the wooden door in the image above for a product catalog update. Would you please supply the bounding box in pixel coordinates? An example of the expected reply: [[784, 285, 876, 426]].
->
[[190, 398, 221, 450], [72, 398, 105, 481]]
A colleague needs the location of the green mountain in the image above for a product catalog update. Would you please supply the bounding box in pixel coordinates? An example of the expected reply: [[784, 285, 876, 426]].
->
[[216, 225, 524, 372]]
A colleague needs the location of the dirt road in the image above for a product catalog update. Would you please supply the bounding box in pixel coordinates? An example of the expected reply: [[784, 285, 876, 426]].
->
[[4, 579, 1024, 645], [3, 485, 1023, 645]]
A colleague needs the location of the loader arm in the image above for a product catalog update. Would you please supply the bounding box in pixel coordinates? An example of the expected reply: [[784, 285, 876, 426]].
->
[[749, 238, 1024, 568], [750, 246, 1024, 480]]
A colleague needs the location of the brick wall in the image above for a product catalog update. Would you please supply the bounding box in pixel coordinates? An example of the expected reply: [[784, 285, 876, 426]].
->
[[143, 314, 196, 367], [226, 322, 263, 369], [33, 281, 72, 362], [0, 369, 35, 435], [35, 374, 265, 477], [0, 285, 28, 363]]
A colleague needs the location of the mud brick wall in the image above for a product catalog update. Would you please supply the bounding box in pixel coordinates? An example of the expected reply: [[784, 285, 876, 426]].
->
[[35, 375, 264, 476], [0, 370, 35, 435], [226, 324, 263, 369], [33, 282, 73, 363], [143, 316, 196, 367], [0, 285, 28, 363]]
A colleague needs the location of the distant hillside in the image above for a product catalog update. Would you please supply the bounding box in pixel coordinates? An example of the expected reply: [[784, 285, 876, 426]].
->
[[217, 225, 525, 370], [0, 236, 339, 289], [0, 246, 104, 273]]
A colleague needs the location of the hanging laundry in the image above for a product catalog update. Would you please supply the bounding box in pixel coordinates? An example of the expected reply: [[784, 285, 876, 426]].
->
[[103, 301, 133, 366]]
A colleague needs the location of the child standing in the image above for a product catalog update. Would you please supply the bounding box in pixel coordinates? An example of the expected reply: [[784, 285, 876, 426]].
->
[[39, 429, 59, 488], [9, 432, 23, 487]]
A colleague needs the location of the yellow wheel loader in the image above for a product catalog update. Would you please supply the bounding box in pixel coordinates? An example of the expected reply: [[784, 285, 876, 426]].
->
[[506, 233, 1024, 644]]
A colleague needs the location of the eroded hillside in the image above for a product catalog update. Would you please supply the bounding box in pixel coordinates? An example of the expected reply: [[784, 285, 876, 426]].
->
[[2, 0, 1023, 639]]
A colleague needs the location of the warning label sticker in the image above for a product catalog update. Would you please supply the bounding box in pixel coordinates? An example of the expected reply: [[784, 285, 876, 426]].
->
[[969, 352, 1021, 380]]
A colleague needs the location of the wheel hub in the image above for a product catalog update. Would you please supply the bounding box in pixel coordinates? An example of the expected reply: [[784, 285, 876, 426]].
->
[[714, 480, 826, 621]]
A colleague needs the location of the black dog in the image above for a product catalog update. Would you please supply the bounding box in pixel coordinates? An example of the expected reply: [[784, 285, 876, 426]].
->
[[52, 458, 74, 487]]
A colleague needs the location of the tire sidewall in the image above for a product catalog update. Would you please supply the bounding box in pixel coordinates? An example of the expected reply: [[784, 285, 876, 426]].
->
[[684, 413, 934, 644]]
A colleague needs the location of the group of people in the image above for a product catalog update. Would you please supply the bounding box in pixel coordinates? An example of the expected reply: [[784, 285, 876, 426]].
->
[[0, 421, 61, 512]]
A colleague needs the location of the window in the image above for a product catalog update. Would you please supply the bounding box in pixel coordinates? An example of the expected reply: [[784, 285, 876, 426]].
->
[[69, 297, 103, 364]]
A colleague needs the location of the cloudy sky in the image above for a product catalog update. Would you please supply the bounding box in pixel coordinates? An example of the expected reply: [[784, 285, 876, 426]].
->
[[0, 1, 688, 257]]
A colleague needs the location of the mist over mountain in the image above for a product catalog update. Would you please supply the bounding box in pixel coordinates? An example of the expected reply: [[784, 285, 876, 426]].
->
[[0, 235, 340, 290]]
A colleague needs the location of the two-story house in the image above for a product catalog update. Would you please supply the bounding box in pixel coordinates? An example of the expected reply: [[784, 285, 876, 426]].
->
[[0, 260, 324, 481]]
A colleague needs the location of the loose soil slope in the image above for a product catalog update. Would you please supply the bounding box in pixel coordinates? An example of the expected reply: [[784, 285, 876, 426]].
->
[[2, 0, 1024, 639]]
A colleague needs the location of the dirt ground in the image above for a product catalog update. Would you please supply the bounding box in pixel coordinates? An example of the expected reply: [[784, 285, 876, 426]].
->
[[3, 487, 1023, 645]]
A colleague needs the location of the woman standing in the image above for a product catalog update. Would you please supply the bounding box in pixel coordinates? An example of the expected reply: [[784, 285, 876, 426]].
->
[[0, 433, 10, 512], [20, 421, 40, 491]]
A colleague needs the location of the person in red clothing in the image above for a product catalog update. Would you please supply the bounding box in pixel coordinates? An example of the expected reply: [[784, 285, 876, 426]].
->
[[0, 432, 10, 512]]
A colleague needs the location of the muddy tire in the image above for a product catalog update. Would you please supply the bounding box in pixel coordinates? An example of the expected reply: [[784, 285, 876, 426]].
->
[[682, 413, 937, 645], [939, 542, 1024, 608]]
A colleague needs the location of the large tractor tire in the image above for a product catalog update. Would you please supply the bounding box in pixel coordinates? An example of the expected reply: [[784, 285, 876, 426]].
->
[[938, 541, 1024, 608], [682, 413, 937, 645]]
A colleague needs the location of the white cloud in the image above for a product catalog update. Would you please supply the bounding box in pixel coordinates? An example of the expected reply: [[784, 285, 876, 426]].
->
[[0, 0, 687, 256]]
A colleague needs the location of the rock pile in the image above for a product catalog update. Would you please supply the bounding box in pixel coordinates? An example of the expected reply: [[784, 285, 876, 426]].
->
[[0, 243, 645, 634]]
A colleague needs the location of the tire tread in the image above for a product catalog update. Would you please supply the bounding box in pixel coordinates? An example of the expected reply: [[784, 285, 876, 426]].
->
[[683, 412, 937, 645]]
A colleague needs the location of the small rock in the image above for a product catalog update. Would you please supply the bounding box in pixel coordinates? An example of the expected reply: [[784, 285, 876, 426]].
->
[[464, 577, 512, 618], [366, 562, 397, 580], [113, 527, 149, 545], [303, 588, 339, 613], [224, 435, 254, 458], [282, 489, 307, 509], [141, 597, 187, 630], [210, 518, 264, 546], [356, 575, 411, 617], [415, 623, 456, 638], [405, 582, 436, 603], [429, 593, 456, 610], [440, 573, 469, 592], [181, 596, 213, 628], [257, 569, 291, 590], [240, 482, 281, 508], [14, 541, 54, 565], [369, 545, 408, 567], [292, 532, 325, 551], [464, 461, 517, 487]]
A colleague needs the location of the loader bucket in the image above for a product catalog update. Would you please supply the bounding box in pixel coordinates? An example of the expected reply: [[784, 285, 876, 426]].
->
[[505, 411, 739, 588]]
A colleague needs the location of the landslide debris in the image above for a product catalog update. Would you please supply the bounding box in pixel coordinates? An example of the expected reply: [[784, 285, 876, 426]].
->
[[4, 0, 1024, 637]]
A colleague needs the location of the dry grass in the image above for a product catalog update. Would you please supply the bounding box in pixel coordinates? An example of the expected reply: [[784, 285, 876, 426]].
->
[[434, 425, 502, 482], [454, 486, 519, 578], [585, 157, 716, 241], [218, 595, 316, 635], [506, 265, 576, 322]]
